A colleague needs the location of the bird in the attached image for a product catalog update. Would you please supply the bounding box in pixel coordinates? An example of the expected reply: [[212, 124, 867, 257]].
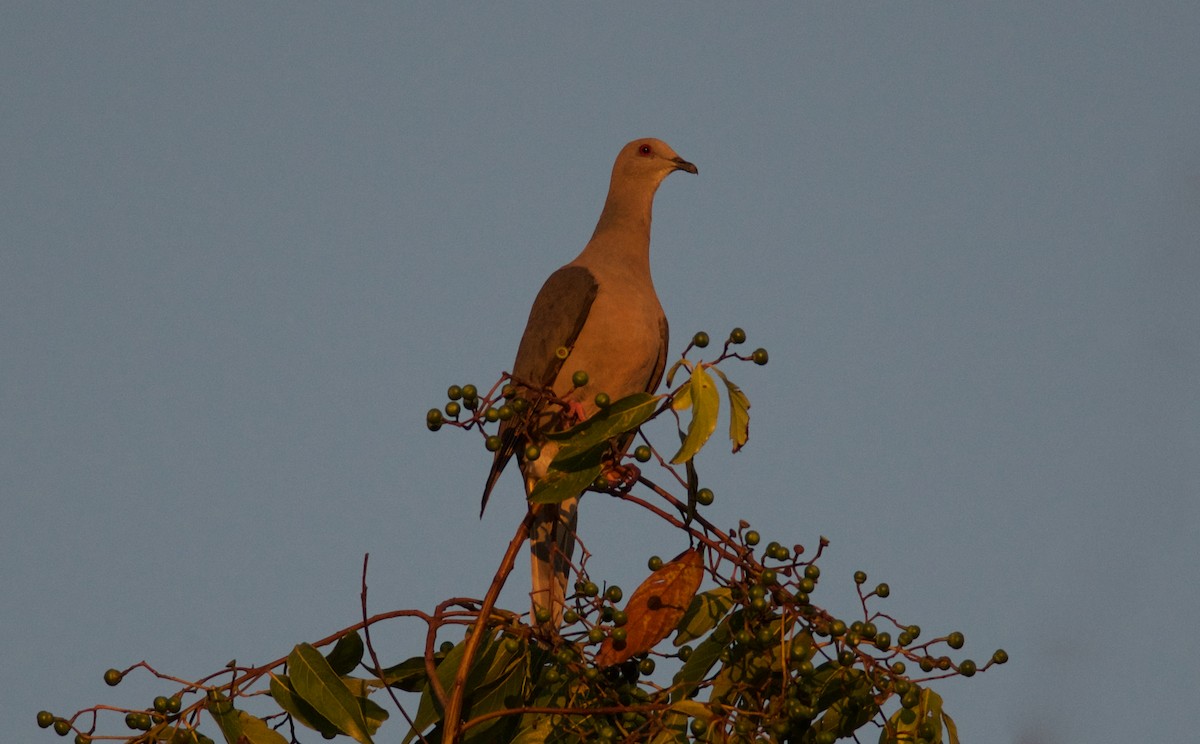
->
[[480, 138, 697, 629]]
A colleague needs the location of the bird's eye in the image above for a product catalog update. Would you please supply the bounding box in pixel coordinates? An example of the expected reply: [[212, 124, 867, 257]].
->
[[638, 143, 652, 156]]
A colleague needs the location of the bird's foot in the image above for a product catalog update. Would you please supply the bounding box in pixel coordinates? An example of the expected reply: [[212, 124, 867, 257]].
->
[[600, 463, 641, 492]]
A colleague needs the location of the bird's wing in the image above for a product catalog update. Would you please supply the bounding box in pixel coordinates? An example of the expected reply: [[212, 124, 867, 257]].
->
[[479, 265, 599, 515]]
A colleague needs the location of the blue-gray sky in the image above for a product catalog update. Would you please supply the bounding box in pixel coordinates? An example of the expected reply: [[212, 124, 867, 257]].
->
[[4, 4, 1198, 743]]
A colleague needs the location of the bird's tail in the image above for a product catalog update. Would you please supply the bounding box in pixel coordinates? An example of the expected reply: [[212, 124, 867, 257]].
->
[[529, 496, 578, 629]]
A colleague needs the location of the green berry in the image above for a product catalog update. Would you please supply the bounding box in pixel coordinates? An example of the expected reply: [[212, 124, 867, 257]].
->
[[692, 331, 710, 348], [744, 530, 760, 546], [511, 397, 529, 413], [906, 624, 921, 639], [853, 570, 867, 584], [633, 445, 651, 462], [496, 404, 514, 421], [677, 645, 693, 660], [543, 668, 561, 684], [604, 585, 623, 603], [484, 435, 502, 452], [53, 719, 72, 736], [874, 582, 890, 598], [594, 392, 611, 408], [581, 581, 599, 597], [958, 659, 977, 677], [919, 656, 935, 672], [571, 370, 589, 387], [803, 564, 820, 580], [992, 649, 1009, 664], [612, 609, 628, 626], [103, 668, 123, 686], [124, 712, 141, 730], [611, 627, 627, 643], [167, 696, 182, 713], [696, 488, 714, 506], [874, 632, 892, 650], [534, 607, 552, 624], [74, 734, 90, 744], [752, 347, 769, 365], [153, 696, 170, 713], [484, 406, 499, 422], [647, 555, 663, 571], [443, 401, 461, 417], [588, 627, 605, 643], [690, 718, 708, 735], [760, 568, 777, 585], [638, 657, 656, 675], [729, 327, 747, 344], [37, 711, 55, 729], [523, 444, 541, 461], [439, 641, 455, 654], [425, 408, 444, 431], [461, 384, 477, 400], [936, 656, 952, 671], [829, 619, 847, 637], [563, 609, 579, 624], [947, 631, 965, 650], [446, 385, 462, 400], [890, 661, 906, 675]]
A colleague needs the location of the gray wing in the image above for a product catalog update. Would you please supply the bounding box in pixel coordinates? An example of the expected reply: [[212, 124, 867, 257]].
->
[[479, 265, 599, 515]]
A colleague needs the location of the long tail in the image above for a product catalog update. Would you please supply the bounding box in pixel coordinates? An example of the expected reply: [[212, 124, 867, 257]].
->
[[529, 496, 578, 628]]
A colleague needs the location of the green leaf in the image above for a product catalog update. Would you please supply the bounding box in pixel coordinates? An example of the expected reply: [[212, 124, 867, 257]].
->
[[326, 631, 365, 676], [670, 365, 720, 464], [406, 629, 522, 744], [670, 618, 733, 702], [665, 358, 688, 388], [204, 692, 288, 744], [289, 642, 375, 744], [674, 587, 735, 645], [527, 463, 602, 504], [381, 655, 430, 692], [270, 673, 339, 738], [670, 380, 692, 411], [545, 392, 660, 455], [711, 368, 750, 453]]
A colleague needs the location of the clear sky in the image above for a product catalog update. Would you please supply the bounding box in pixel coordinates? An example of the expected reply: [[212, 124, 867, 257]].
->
[[4, 4, 1198, 743]]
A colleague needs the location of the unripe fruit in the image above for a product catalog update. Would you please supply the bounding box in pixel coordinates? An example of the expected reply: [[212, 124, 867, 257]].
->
[[511, 397, 529, 413], [891, 661, 906, 675], [103, 668, 123, 686], [439, 641, 455, 654], [729, 327, 747, 344], [571, 370, 588, 387], [992, 649, 1009, 664], [633, 445, 651, 462], [752, 348, 769, 365], [875, 582, 890, 598], [760, 568, 777, 585], [744, 530, 760, 546], [604, 585, 623, 603], [853, 570, 867, 585], [523, 444, 541, 461], [74, 734, 90, 744], [563, 609, 579, 624], [647, 555, 663, 571], [446, 385, 462, 400], [696, 488, 714, 505], [153, 696, 170, 713], [874, 632, 891, 650], [425, 408, 444, 431], [37, 711, 55, 729], [534, 607, 552, 624], [588, 627, 604, 644], [690, 718, 708, 735], [611, 627, 627, 643], [829, 620, 846, 637], [947, 631, 965, 649], [53, 719, 72, 736], [803, 564, 820, 580], [581, 581, 599, 597], [594, 392, 611, 408], [496, 404, 514, 420], [612, 610, 628, 627], [692, 331, 709, 348], [166, 696, 181, 713], [958, 659, 977, 677], [919, 656, 935, 672], [461, 384, 477, 400], [638, 657, 655, 675], [443, 401, 460, 418], [484, 435, 502, 452], [484, 406, 499, 422]]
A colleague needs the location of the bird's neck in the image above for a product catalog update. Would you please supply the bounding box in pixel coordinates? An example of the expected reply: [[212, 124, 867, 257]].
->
[[587, 185, 657, 250]]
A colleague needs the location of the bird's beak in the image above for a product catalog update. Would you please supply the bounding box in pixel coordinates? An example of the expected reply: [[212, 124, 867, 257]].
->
[[672, 157, 698, 175]]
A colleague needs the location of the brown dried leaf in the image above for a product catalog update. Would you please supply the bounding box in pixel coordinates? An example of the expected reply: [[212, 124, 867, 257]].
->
[[595, 548, 704, 667]]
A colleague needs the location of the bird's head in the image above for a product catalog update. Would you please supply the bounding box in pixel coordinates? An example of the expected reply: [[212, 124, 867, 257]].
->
[[613, 138, 698, 188]]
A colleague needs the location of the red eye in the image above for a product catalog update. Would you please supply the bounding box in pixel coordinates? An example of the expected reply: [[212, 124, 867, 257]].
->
[[638, 143, 652, 156]]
